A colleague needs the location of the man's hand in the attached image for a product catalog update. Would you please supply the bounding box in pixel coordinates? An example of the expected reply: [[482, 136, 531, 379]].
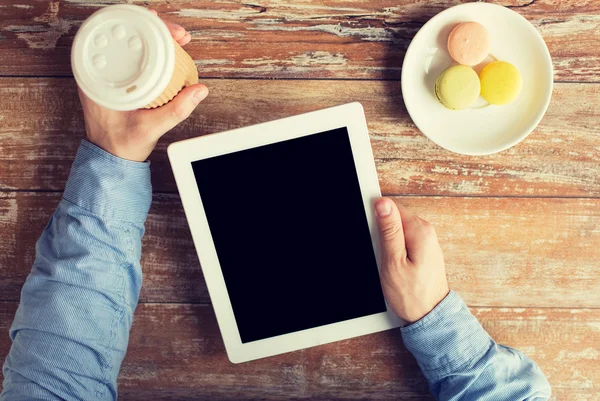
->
[[78, 12, 208, 162], [374, 197, 450, 323]]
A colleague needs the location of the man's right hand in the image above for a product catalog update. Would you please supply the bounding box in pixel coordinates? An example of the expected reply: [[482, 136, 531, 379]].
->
[[374, 197, 450, 324]]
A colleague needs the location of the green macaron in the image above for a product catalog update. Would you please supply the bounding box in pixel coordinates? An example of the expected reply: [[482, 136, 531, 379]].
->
[[435, 65, 481, 110]]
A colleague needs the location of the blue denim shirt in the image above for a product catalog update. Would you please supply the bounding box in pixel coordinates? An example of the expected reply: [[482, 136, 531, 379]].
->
[[1, 140, 551, 400]]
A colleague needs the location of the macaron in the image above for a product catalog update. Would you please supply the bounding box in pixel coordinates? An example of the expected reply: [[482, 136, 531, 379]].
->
[[479, 61, 522, 105], [435, 65, 481, 110], [447, 22, 490, 66]]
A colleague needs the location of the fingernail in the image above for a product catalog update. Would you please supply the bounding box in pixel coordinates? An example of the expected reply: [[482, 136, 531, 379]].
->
[[193, 87, 208, 104], [375, 199, 391, 217]]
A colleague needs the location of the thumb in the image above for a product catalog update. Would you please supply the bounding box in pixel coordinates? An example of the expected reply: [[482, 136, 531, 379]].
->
[[147, 83, 209, 137], [374, 197, 407, 261]]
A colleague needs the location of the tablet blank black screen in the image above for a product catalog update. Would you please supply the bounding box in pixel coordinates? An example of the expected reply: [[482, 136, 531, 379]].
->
[[192, 127, 386, 343]]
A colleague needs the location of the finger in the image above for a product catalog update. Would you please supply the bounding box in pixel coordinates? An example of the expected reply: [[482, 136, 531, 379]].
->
[[374, 197, 407, 262], [142, 84, 209, 138], [148, 10, 189, 44], [179, 32, 192, 46], [164, 20, 186, 41], [417, 216, 430, 225], [401, 208, 436, 264]]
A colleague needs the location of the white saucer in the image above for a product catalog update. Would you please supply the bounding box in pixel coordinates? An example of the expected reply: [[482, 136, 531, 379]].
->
[[401, 3, 553, 155]]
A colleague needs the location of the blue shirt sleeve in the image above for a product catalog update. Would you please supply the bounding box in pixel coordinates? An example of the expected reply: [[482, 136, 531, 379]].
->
[[1, 140, 152, 401], [401, 291, 552, 401]]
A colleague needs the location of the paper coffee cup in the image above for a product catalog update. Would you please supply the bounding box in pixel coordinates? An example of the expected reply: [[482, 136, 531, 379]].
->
[[71, 4, 198, 111]]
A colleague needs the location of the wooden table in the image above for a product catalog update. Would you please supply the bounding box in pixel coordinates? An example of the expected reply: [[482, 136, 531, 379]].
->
[[1, 1, 599, 400]]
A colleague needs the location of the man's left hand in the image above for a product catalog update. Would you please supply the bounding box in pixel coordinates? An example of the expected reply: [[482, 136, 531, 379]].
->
[[78, 11, 208, 162]]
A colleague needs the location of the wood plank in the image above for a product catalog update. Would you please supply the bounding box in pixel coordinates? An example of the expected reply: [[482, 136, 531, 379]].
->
[[0, 0, 599, 81], [0, 302, 598, 400], [1, 78, 599, 196], [2, 192, 599, 308]]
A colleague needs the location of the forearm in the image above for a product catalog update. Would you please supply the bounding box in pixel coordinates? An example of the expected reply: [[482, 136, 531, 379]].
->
[[401, 291, 551, 401], [1, 140, 152, 401]]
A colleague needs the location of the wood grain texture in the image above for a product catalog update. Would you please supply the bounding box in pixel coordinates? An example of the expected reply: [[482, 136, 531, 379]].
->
[[2, 192, 599, 308], [1, 302, 598, 400], [1, 1, 598, 399], [1, 78, 599, 196], [0, 0, 599, 81]]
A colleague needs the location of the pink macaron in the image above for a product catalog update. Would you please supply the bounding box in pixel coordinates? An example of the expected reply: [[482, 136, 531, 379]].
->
[[447, 22, 490, 66]]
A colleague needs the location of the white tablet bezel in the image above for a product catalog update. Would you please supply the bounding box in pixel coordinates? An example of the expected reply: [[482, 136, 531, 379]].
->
[[168, 102, 402, 363]]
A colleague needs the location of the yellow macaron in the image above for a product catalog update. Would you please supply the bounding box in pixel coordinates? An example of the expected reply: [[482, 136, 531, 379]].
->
[[435, 65, 481, 110], [479, 61, 522, 105]]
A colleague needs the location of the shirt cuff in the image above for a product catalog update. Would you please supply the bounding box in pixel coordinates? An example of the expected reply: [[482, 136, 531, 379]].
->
[[400, 291, 493, 382], [62, 139, 152, 224]]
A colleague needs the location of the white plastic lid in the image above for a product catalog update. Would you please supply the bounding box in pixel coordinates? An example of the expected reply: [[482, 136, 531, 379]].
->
[[71, 5, 175, 111]]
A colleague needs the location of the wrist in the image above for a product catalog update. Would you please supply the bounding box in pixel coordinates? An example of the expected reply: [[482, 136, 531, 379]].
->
[[85, 134, 155, 162], [406, 288, 450, 324], [400, 279, 450, 324]]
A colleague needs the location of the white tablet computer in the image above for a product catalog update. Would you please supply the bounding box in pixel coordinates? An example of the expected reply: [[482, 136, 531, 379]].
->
[[168, 102, 401, 363]]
